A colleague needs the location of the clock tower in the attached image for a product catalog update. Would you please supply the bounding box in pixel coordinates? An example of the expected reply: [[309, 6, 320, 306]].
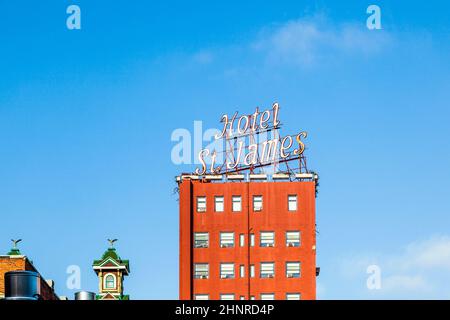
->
[[92, 239, 130, 300]]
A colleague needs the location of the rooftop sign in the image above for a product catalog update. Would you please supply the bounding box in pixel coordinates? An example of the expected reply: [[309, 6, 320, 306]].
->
[[195, 103, 307, 175]]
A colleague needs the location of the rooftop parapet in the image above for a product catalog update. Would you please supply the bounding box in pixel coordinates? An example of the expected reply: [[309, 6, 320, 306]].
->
[[176, 172, 319, 183]]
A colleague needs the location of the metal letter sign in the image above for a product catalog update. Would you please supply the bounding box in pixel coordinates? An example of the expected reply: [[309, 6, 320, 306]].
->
[[194, 103, 309, 176]]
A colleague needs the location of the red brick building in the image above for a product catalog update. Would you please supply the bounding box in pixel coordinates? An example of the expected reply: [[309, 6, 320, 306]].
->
[[0, 245, 59, 300], [178, 173, 318, 300]]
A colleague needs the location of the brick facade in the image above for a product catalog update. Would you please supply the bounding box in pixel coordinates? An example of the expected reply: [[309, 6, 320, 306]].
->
[[0, 255, 59, 300], [179, 178, 317, 300]]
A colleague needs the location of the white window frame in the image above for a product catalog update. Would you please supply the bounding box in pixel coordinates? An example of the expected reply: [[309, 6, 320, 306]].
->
[[220, 263, 235, 279], [194, 294, 209, 300], [288, 194, 297, 211], [286, 231, 301, 247], [286, 293, 301, 300], [260, 231, 275, 247], [250, 233, 255, 247], [250, 265, 255, 278], [220, 294, 235, 300], [232, 196, 242, 212], [215, 196, 224, 212], [286, 262, 301, 278], [220, 232, 234, 248], [197, 196, 206, 212], [239, 234, 245, 247], [104, 273, 116, 290], [240, 265, 245, 278], [194, 232, 209, 248], [253, 195, 263, 211], [194, 263, 209, 279], [260, 262, 275, 278], [260, 293, 275, 300]]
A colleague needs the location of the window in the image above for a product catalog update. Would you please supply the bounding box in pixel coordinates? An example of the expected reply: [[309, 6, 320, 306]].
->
[[215, 196, 224, 212], [220, 263, 235, 279], [195, 294, 209, 300], [286, 293, 301, 300], [286, 262, 301, 278], [253, 195, 263, 211], [250, 296, 255, 300], [240, 265, 245, 278], [232, 196, 242, 212], [250, 234, 255, 247], [288, 195, 297, 211], [286, 231, 301, 247], [261, 293, 275, 300], [260, 231, 275, 247], [220, 232, 234, 248], [105, 274, 115, 289], [239, 234, 245, 247], [194, 264, 209, 279], [197, 196, 206, 212], [260, 262, 275, 278], [239, 296, 245, 300], [220, 294, 235, 300], [250, 265, 255, 278], [194, 232, 209, 248]]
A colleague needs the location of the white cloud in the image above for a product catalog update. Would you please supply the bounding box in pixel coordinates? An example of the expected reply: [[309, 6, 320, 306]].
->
[[252, 14, 391, 67], [338, 235, 450, 298], [382, 275, 431, 293], [402, 235, 450, 270], [185, 13, 392, 74], [192, 50, 214, 64]]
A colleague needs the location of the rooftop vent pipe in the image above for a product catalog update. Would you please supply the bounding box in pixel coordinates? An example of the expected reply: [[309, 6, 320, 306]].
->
[[74, 291, 96, 300]]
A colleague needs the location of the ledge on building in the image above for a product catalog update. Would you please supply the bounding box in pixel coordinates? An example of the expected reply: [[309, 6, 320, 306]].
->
[[176, 172, 319, 183]]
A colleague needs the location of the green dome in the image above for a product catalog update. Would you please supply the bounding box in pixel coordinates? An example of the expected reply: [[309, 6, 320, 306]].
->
[[93, 247, 130, 272], [101, 248, 120, 260], [7, 248, 21, 256]]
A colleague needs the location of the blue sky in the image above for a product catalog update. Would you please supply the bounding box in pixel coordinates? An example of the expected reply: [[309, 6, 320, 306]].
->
[[1, 0, 450, 299]]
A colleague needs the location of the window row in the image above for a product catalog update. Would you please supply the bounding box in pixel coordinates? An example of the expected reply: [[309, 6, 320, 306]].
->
[[196, 195, 298, 212], [193, 262, 301, 279], [194, 293, 301, 300], [194, 231, 301, 248]]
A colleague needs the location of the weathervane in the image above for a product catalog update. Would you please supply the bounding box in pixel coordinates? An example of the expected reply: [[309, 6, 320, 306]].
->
[[107, 238, 118, 248], [11, 239, 22, 249]]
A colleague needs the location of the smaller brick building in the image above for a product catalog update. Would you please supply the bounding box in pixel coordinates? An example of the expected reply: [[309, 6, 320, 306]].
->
[[0, 245, 59, 300]]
